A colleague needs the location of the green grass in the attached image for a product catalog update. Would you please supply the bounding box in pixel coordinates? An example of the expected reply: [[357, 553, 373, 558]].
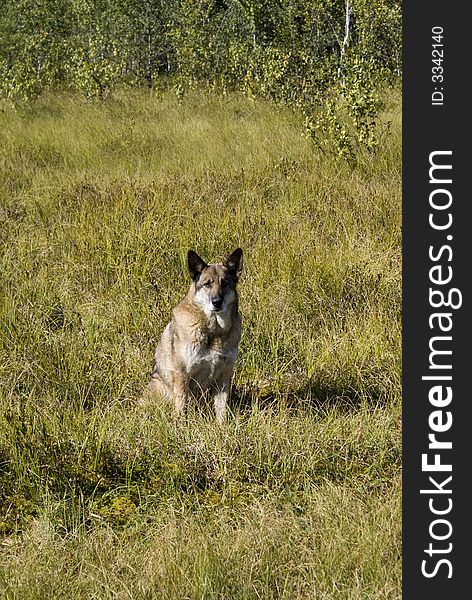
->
[[0, 87, 401, 598]]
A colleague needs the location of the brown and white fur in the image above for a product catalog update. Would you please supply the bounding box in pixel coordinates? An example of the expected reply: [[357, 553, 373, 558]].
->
[[146, 248, 243, 422]]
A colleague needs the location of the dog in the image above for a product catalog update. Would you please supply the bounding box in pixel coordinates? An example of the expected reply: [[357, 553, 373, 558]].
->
[[146, 248, 244, 422]]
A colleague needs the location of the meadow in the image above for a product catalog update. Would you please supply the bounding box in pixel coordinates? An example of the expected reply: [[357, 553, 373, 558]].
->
[[0, 88, 401, 598]]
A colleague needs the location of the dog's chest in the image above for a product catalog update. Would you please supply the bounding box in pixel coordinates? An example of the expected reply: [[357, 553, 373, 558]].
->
[[181, 339, 237, 379]]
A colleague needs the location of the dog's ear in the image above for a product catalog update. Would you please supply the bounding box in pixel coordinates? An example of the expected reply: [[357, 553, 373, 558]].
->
[[188, 250, 208, 281], [225, 248, 244, 281]]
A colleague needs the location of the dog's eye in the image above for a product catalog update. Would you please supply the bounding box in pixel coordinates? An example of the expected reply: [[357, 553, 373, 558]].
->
[[203, 281, 212, 287], [221, 279, 228, 287]]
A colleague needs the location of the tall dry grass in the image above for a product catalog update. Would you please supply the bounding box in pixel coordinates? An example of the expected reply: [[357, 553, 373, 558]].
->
[[0, 87, 401, 598]]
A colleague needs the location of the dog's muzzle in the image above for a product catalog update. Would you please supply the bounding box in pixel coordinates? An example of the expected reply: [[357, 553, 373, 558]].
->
[[211, 297, 224, 310]]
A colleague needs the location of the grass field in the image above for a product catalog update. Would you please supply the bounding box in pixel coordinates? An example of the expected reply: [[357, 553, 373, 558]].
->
[[0, 88, 401, 599]]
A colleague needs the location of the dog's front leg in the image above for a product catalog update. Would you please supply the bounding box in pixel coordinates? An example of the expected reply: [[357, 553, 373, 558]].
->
[[172, 373, 189, 418], [213, 373, 232, 424]]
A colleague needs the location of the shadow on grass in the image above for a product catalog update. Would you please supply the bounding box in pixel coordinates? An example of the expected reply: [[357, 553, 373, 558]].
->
[[228, 380, 369, 415]]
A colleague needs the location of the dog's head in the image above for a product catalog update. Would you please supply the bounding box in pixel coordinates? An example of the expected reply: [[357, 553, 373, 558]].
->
[[188, 248, 243, 314]]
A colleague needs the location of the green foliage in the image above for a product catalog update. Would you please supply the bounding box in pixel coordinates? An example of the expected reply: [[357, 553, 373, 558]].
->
[[304, 57, 381, 161], [65, 1, 119, 99], [0, 0, 401, 153], [0, 0, 72, 100], [97, 495, 137, 526]]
